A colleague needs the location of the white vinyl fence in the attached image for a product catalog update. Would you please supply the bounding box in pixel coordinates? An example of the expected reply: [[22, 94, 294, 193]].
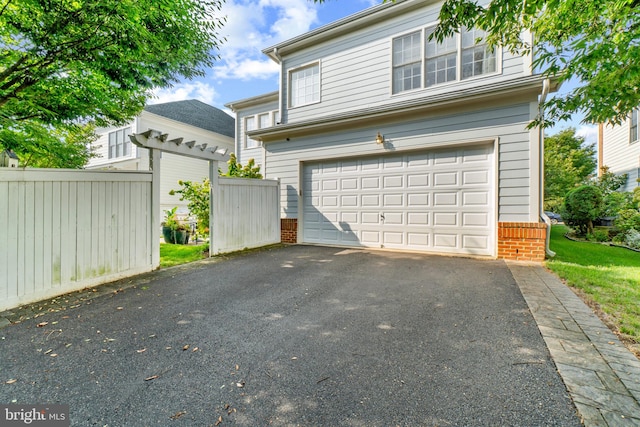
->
[[0, 169, 155, 311], [211, 176, 280, 255]]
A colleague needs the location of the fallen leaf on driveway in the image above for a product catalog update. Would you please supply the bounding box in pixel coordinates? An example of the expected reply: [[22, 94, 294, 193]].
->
[[144, 375, 159, 381], [5, 379, 17, 384], [169, 411, 186, 420], [136, 348, 147, 353], [214, 416, 223, 426], [236, 381, 245, 388], [37, 322, 48, 328], [192, 347, 199, 352], [182, 344, 190, 351]]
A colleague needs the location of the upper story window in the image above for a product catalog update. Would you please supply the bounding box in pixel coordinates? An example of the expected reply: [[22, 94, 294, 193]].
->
[[289, 63, 320, 108], [393, 32, 422, 93], [244, 110, 279, 149], [108, 127, 131, 159], [630, 109, 639, 144], [245, 116, 259, 149], [393, 26, 497, 95]]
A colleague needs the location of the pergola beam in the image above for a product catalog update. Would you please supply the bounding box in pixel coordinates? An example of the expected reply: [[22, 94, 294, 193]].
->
[[130, 129, 230, 162]]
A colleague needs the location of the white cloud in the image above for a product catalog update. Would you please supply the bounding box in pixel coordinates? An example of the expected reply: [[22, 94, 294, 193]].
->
[[212, 0, 318, 80], [576, 125, 598, 145], [150, 81, 218, 105]]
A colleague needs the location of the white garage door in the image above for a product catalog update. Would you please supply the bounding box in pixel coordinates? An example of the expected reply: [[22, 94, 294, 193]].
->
[[302, 144, 495, 256]]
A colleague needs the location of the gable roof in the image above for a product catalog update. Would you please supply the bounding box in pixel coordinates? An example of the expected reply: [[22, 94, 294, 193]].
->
[[143, 99, 235, 138], [262, 0, 429, 62]]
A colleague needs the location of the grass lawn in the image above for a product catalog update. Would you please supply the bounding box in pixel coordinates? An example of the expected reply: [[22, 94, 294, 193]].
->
[[160, 243, 208, 268], [546, 225, 640, 352]]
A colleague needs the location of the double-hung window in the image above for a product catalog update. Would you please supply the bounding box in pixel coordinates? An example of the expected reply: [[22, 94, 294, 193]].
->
[[245, 116, 259, 149], [108, 127, 131, 159], [630, 109, 639, 144], [393, 26, 497, 94], [289, 63, 320, 108], [461, 27, 496, 79], [393, 31, 422, 94]]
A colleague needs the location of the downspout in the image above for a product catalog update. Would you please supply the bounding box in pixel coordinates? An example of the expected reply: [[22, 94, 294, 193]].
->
[[274, 47, 284, 125], [539, 78, 555, 257]]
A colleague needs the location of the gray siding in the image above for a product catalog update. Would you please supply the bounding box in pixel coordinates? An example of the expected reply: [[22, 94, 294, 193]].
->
[[265, 102, 535, 223], [281, 1, 530, 124]]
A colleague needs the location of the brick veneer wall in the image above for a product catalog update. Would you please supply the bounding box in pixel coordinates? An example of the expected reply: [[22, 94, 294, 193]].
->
[[497, 222, 547, 262], [281, 218, 298, 243]]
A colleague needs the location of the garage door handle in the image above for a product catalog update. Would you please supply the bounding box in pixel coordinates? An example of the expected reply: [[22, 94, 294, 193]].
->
[[380, 214, 385, 221]]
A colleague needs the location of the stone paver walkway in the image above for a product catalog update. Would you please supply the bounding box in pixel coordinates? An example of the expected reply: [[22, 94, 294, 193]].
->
[[508, 263, 640, 426]]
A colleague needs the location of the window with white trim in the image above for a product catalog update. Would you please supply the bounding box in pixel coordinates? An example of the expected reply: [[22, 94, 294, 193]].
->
[[393, 31, 422, 94], [258, 113, 270, 130], [108, 127, 131, 159], [289, 63, 320, 108], [392, 26, 497, 94], [245, 116, 259, 149], [630, 109, 639, 144]]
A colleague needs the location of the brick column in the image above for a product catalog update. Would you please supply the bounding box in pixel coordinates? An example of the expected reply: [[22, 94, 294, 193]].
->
[[281, 218, 298, 243], [497, 222, 547, 262]]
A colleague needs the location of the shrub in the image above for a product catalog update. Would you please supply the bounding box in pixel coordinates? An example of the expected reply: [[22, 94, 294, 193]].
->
[[614, 209, 640, 233], [587, 229, 609, 242], [625, 229, 640, 249], [169, 179, 210, 235], [602, 191, 634, 217], [562, 185, 603, 236]]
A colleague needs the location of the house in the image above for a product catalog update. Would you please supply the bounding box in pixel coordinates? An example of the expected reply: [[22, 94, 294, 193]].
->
[[225, 0, 558, 261], [86, 99, 235, 219], [598, 108, 640, 192]]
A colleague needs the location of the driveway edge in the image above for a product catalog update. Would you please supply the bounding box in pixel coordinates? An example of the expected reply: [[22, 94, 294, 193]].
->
[[508, 262, 640, 426]]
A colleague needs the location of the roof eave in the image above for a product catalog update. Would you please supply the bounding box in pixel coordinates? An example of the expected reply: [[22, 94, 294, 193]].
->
[[262, 0, 427, 62], [225, 91, 279, 112], [249, 75, 559, 142]]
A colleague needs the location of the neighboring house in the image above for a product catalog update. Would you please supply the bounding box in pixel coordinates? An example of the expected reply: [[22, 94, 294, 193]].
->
[[86, 99, 235, 219], [226, 0, 557, 261], [598, 108, 640, 192]]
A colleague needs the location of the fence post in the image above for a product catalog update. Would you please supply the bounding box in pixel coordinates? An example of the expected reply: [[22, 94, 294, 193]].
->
[[150, 148, 161, 268], [209, 160, 219, 257]]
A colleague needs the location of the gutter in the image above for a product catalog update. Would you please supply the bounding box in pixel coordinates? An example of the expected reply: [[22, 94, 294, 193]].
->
[[539, 78, 556, 258]]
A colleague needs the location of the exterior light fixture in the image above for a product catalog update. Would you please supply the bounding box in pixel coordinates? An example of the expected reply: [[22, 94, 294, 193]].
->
[[375, 132, 385, 144]]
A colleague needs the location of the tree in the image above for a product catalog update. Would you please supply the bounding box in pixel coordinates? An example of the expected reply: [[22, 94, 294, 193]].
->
[[1, 0, 224, 166], [314, 0, 640, 127], [562, 185, 603, 236], [221, 154, 263, 179], [543, 128, 596, 212]]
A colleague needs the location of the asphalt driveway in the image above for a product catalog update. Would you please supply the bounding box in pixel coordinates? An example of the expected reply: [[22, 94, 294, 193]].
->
[[1, 245, 581, 426]]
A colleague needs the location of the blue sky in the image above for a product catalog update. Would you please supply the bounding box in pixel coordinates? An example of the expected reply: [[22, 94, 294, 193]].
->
[[150, 0, 596, 144]]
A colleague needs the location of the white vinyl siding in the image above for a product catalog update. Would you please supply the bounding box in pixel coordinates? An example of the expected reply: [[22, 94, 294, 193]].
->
[[392, 31, 422, 94], [289, 63, 320, 108], [602, 113, 640, 192]]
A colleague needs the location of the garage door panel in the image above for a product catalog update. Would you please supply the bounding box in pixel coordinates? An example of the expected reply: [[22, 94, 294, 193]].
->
[[434, 234, 458, 248], [434, 212, 458, 226], [463, 212, 488, 227], [463, 170, 489, 185], [408, 193, 430, 206], [302, 145, 494, 255], [434, 172, 458, 186], [434, 193, 457, 206], [362, 194, 380, 207]]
